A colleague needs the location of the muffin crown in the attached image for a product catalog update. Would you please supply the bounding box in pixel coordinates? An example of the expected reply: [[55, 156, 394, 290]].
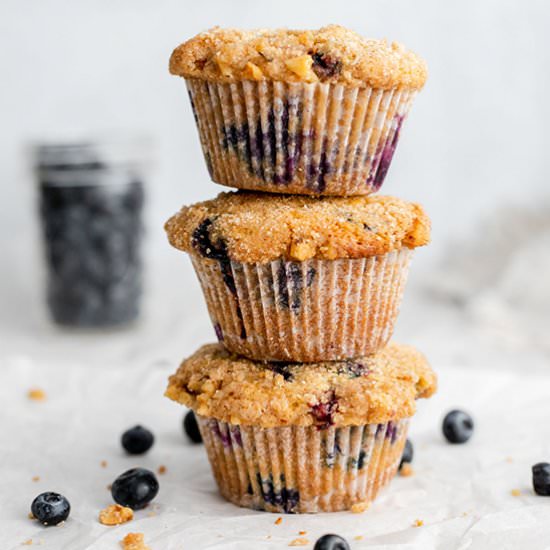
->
[[169, 25, 427, 90], [165, 192, 430, 263], [165, 343, 436, 428]]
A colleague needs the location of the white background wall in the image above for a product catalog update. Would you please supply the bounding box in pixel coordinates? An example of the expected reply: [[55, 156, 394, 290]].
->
[[1, 0, 549, 350]]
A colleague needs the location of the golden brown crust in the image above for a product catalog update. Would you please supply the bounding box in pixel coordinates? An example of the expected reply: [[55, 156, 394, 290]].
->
[[165, 192, 430, 263], [165, 343, 437, 427], [170, 25, 427, 90]]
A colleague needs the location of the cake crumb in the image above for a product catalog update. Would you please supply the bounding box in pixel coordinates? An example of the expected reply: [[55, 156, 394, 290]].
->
[[120, 533, 150, 550], [158, 465, 167, 475], [511, 489, 521, 497], [400, 464, 414, 477], [99, 504, 134, 526], [32, 476, 40, 482], [275, 517, 283, 525], [505, 456, 514, 463], [289, 538, 309, 547], [22, 540, 33, 546], [354, 535, 364, 541], [413, 519, 424, 527], [100, 460, 108, 468], [298, 530, 307, 535], [28, 389, 46, 401], [28, 512, 35, 520], [351, 501, 370, 513]]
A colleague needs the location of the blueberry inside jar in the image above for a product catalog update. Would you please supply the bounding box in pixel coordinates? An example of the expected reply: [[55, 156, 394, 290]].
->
[[35, 140, 146, 328]]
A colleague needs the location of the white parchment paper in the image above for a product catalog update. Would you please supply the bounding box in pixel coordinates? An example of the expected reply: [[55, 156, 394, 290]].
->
[[2, 349, 550, 550]]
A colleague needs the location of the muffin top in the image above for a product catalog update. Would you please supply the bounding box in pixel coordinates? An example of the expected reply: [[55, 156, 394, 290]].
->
[[166, 343, 436, 428], [165, 192, 430, 263], [169, 25, 427, 90]]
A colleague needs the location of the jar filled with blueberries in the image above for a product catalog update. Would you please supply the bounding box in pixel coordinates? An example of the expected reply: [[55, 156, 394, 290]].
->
[[35, 141, 146, 328]]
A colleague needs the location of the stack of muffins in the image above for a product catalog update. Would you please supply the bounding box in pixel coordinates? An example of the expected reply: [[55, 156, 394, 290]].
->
[[164, 25, 437, 513]]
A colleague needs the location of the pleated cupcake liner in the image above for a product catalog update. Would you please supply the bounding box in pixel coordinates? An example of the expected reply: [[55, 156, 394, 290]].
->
[[197, 415, 409, 513], [190, 248, 413, 362], [186, 78, 416, 196]]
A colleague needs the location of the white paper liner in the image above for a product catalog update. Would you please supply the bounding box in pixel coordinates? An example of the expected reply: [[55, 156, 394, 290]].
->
[[191, 249, 413, 362], [186, 78, 416, 196], [197, 416, 409, 513]]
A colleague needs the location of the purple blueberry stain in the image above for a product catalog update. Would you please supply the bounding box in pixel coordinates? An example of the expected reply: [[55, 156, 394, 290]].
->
[[338, 361, 371, 379], [214, 322, 224, 342], [277, 263, 316, 312], [357, 449, 367, 470], [384, 421, 398, 444], [305, 140, 331, 193], [310, 51, 343, 80], [192, 219, 246, 339], [265, 362, 294, 381], [256, 473, 299, 513], [187, 90, 200, 125], [210, 420, 233, 448], [311, 391, 339, 430], [220, 99, 337, 193], [191, 218, 226, 261], [324, 438, 342, 468], [367, 114, 405, 191], [230, 426, 243, 447]]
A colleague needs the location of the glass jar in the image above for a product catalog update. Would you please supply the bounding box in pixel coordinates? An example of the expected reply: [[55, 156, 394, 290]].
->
[[35, 140, 146, 327]]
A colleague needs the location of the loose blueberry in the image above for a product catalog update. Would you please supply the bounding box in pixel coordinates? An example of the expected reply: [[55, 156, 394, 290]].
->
[[31, 492, 70, 526], [442, 410, 474, 444], [183, 411, 202, 444], [532, 463, 550, 496], [111, 468, 159, 510], [121, 425, 154, 455], [399, 439, 414, 470], [314, 534, 350, 550]]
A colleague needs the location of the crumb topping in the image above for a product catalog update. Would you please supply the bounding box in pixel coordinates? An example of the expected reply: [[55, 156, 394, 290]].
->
[[351, 501, 370, 513], [120, 533, 150, 550], [165, 343, 436, 428], [27, 389, 46, 401], [170, 25, 427, 89], [400, 464, 414, 477], [289, 538, 309, 547], [99, 504, 134, 526], [165, 192, 430, 263]]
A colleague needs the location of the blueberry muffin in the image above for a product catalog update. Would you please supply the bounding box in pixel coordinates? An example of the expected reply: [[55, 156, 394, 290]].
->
[[166, 343, 437, 513], [165, 192, 430, 362], [169, 25, 427, 196]]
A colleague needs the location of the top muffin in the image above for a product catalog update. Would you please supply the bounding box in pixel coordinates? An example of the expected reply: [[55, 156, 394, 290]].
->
[[170, 25, 427, 89]]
